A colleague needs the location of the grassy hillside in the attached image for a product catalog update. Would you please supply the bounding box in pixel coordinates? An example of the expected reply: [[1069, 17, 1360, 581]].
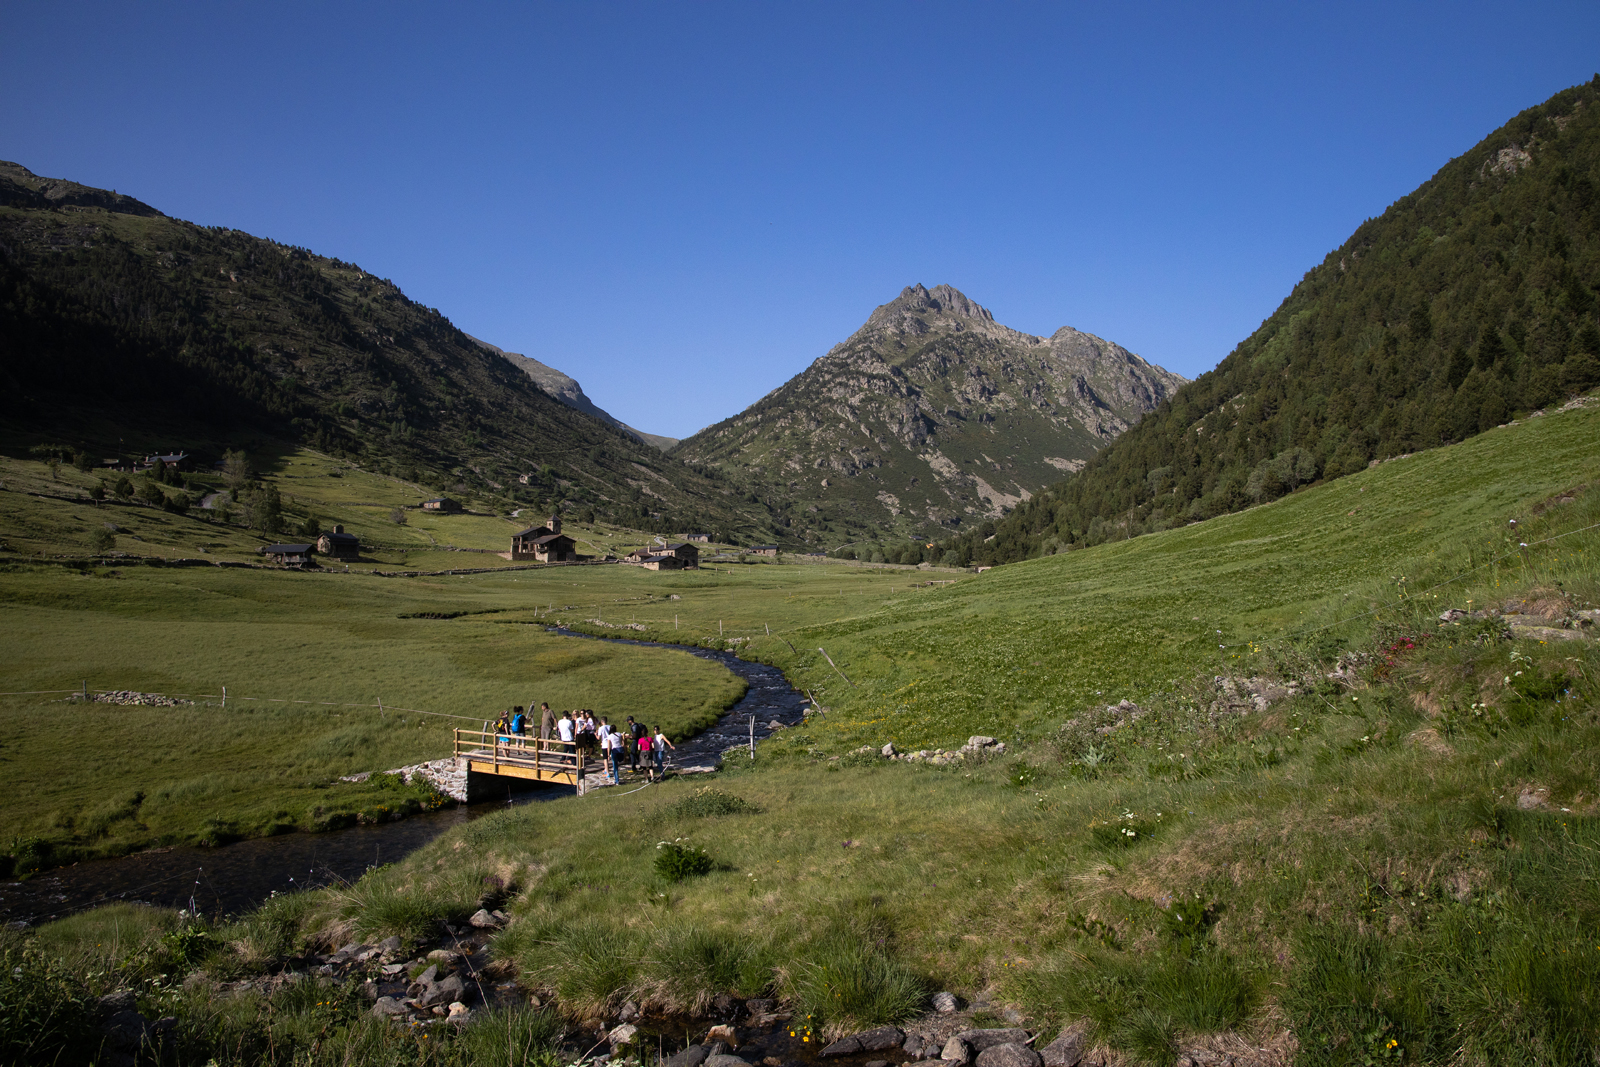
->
[[0, 444, 767, 571], [929, 77, 1600, 568], [754, 400, 1599, 750], [0, 162, 776, 542]]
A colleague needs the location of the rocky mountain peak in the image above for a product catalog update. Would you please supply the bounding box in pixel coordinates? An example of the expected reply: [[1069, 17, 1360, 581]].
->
[[0, 160, 164, 217], [676, 284, 1186, 542], [856, 283, 1004, 341]]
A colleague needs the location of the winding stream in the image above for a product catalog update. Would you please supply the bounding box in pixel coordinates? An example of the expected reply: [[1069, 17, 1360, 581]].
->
[[0, 633, 808, 927]]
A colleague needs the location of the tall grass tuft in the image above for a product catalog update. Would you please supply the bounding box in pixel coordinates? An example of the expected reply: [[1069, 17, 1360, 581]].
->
[[509, 918, 643, 1017], [217, 890, 321, 970], [29, 902, 175, 989], [647, 923, 775, 1013], [0, 939, 102, 1065], [662, 787, 762, 820], [787, 938, 926, 1032], [445, 1006, 566, 1067], [1016, 945, 1257, 1062]]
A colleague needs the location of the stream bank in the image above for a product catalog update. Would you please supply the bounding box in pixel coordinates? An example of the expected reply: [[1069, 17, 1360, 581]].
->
[[3, 632, 808, 927]]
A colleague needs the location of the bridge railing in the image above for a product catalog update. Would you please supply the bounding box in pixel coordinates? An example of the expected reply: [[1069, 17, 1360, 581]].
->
[[453, 728, 584, 777]]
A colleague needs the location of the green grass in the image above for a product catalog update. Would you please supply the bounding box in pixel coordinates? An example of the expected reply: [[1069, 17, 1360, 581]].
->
[[749, 401, 1600, 752], [0, 561, 750, 863], [9, 401, 1600, 1061], [0, 453, 958, 865]]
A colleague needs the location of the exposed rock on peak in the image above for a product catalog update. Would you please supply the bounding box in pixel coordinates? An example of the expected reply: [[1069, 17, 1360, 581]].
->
[[0, 160, 164, 217], [674, 285, 1185, 542], [852, 283, 1026, 349]]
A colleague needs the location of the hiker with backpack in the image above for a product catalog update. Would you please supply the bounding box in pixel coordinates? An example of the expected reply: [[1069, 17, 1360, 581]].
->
[[627, 716, 647, 772]]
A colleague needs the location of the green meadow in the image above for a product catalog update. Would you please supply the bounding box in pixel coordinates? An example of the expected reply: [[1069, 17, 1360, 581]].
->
[[749, 401, 1600, 751], [5, 400, 1600, 1062]]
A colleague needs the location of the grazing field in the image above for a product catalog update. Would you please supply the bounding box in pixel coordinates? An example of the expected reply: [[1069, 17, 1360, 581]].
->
[[0, 514, 952, 864], [7, 400, 1600, 1062], [0, 567, 753, 864]]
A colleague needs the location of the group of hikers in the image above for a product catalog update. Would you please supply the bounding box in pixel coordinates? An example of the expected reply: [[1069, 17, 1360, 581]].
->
[[493, 703, 675, 784]]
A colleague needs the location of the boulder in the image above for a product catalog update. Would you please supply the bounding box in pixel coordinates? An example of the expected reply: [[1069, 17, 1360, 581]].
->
[[855, 1026, 906, 1052], [371, 996, 410, 1017], [942, 1037, 973, 1065], [707, 1023, 739, 1044], [931, 991, 961, 1013], [664, 1045, 711, 1067], [447, 1002, 472, 1022], [97, 990, 138, 1014], [976, 1045, 1042, 1067], [469, 908, 502, 929], [882, 743, 898, 757], [610, 1023, 640, 1047], [376, 935, 403, 958], [1039, 1027, 1086, 1067], [102, 1009, 150, 1048], [904, 1035, 925, 1058], [418, 974, 466, 1008], [967, 736, 997, 748], [705, 1056, 750, 1067], [744, 998, 776, 1015], [821, 1036, 862, 1057], [619, 1000, 641, 1022], [956, 1030, 1032, 1054]]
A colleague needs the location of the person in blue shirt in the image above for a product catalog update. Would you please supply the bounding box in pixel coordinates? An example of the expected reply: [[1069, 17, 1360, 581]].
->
[[510, 706, 526, 749]]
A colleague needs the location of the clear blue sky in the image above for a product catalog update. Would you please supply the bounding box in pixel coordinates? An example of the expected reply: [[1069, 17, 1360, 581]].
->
[[4, 3, 1598, 440]]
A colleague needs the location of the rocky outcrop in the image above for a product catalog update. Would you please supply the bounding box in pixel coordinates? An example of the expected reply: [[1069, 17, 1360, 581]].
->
[[673, 283, 1185, 541]]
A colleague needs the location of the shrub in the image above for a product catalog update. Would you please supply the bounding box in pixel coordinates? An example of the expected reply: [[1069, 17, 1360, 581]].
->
[[0, 943, 101, 1064], [654, 839, 714, 882]]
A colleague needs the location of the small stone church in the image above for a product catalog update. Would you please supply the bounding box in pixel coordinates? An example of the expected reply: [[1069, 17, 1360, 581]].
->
[[509, 515, 577, 562]]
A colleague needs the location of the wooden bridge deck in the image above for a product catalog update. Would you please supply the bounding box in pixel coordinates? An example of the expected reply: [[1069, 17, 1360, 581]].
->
[[453, 729, 585, 787]]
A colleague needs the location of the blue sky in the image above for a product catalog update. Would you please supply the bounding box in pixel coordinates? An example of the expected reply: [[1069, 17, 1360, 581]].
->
[[4, 3, 1598, 439]]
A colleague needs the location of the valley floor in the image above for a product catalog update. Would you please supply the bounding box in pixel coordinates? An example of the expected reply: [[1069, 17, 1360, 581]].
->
[[3, 401, 1599, 1064]]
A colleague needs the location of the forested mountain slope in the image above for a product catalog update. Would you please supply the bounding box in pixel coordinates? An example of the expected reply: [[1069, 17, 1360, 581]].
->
[[926, 77, 1600, 568], [674, 283, 1183, 542], [0, 162, 770, 540]]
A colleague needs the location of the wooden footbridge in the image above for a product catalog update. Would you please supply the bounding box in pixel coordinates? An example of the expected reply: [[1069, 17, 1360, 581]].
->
[[453, 728, 585, 793]]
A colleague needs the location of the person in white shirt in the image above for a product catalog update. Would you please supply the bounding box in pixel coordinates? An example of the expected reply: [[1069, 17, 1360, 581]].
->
[[557, 712, 574, 744], [602, 728, 624, 782]]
